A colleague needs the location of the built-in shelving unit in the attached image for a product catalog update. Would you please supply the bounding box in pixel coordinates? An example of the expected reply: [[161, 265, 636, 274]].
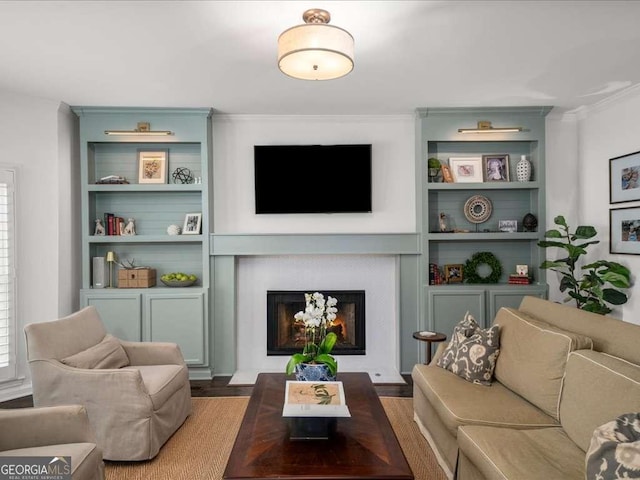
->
[[73, 107, 213, 379], [416, 107, 552, 335]]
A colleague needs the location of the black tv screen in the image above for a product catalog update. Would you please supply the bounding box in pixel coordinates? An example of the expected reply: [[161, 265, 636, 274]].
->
[[254, 144, 372, 214]]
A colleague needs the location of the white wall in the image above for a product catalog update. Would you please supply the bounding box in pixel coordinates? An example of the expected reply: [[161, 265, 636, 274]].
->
[[575, 86, 640, 323], [0, 91, 78, 401], [545, 109, 579, 303], [213, 114, 415, 233]]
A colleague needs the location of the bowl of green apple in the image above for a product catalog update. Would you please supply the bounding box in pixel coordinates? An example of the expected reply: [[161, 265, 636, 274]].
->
[[161, 272, 198, 287]]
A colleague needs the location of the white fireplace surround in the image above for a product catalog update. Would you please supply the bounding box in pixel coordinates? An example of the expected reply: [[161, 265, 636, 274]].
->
[[231, 254, 404, 384]]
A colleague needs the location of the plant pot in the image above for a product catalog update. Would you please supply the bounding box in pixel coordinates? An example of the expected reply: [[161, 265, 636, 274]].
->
[[294, 363, 337, 382]]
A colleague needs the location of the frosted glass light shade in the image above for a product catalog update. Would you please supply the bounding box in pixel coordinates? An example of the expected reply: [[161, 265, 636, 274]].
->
[[278, 24, 354, 80]]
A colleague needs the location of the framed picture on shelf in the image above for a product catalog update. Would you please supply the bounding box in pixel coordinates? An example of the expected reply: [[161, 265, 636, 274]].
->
[[610, 206, 640, 254], [138, 150, 169, 184], [441, 164, 454, 183], [444, 264, 464, 283], [498, 220, 518, 232], [610, 150, 640, 204], [448, 157, 483, 183], [183, 213, 202, 235], [483, 154, 510, 182]]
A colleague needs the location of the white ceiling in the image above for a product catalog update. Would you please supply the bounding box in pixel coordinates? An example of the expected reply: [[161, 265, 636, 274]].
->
[[1, 0, 639, 115]]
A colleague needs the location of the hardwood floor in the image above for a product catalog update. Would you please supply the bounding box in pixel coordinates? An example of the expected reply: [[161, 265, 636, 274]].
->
[[1, 374, 413, 409]]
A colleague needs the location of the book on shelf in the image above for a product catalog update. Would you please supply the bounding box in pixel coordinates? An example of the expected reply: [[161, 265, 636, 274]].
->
[[508, 274, 532, 285], [429, 263, 443, 285], [282, 381, 351, 418]]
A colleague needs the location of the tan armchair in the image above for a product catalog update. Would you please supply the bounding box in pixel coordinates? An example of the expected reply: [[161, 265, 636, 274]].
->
[[0, 405, 104, 480], [24, 306, 191, 461]]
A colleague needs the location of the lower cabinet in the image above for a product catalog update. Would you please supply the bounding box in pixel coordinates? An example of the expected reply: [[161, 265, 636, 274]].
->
[[80, 288, 210, 378], [425, 285, 547, 336]]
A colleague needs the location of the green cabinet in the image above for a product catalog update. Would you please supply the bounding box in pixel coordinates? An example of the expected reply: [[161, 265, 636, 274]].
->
[[426, 285, 547, 338], [74, 107, 213, 379], [416, 107, 551, 339]]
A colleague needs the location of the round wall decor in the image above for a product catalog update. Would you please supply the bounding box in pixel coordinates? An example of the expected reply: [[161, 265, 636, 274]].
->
[[464, 195, 492, 224], [464, 252, 502, 284]]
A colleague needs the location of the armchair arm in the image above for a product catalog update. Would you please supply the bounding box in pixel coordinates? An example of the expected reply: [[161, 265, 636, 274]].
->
[[0, 405, 95, 451], [29, 359, 152, 414], [120, 340, 186, 366]]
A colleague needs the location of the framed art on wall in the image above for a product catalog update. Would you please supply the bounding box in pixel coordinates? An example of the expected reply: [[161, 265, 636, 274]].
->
[[610, 206, 640, 254], [138, 149, 168, 184], [448, 157, 483, 183], [610, 150, 640, 203]]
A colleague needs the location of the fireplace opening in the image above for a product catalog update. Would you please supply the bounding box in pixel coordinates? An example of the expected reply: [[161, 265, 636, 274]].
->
[[266, 290, 365, 356]]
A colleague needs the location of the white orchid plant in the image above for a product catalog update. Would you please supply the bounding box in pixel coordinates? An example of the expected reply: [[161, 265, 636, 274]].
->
[[285, 292, 339, 377]]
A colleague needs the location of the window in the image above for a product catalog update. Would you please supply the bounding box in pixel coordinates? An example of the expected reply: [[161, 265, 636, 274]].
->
[[0, 170, 16, 382]]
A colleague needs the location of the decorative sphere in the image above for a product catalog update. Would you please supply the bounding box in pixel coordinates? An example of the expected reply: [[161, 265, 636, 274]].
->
[[523, 213, 538, 232], [167, 224, 182, 235], [171, 167, 194, 184]]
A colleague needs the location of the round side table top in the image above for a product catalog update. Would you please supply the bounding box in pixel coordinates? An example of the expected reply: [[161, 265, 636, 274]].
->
[[412, 331, 447, 342]]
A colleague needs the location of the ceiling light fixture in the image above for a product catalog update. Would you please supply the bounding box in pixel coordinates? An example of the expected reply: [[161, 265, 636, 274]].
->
[[458, 121, 522, 134], [278, 8, 354, 81], [104, 122, 173, 136]]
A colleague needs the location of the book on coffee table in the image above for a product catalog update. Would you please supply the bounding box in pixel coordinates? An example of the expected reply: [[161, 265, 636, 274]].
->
[[282, 380, 351, 417]]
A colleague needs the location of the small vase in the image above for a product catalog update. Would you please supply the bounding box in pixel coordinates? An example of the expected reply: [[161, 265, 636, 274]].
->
[[516, 155, 532, 182], [294, 363, 337, 382]]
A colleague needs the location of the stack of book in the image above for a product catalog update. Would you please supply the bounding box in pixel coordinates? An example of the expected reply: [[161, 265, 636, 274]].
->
[[508, 274, 532, 285], [103, 213, 125, 236], [429, 263, 443, 285]]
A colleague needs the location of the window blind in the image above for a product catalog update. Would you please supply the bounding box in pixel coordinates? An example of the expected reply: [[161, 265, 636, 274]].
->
[[0, 170, 16, 381]]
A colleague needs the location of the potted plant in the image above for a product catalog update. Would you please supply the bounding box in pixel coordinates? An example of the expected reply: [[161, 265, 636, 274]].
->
[[428, 158, 441, 182], [538, 215, 631, 314], [285, 292, 339, 381]]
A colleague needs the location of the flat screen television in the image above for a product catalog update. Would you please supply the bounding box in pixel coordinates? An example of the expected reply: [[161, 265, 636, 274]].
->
[[254, 144, 372, 214]]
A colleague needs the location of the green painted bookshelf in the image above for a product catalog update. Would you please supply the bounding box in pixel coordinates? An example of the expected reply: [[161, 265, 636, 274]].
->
[[72, 107, 213, 379], [416, 107, 552, 336]]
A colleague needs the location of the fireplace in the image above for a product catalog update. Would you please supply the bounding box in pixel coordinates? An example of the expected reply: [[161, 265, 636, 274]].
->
[[266, 290, 365, 356]]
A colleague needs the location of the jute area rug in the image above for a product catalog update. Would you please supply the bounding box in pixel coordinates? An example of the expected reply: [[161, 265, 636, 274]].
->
[[105, 397, 447, 480]]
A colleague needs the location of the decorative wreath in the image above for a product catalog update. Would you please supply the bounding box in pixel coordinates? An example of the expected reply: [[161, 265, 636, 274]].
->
[[464, 252, 502, 284]]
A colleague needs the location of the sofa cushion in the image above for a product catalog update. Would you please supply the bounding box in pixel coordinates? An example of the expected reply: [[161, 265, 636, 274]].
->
[[458, 425, 585, 479], [61, 334, 129, 369], [412, 364, 558, 438], [437, 312, 500, 385], [560, 350, 640, 452], [492, 308, 593, 420], [586, 412, 640, 480]]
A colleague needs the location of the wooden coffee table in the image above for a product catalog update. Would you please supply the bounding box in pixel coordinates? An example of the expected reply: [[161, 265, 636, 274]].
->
[[223, 372, 413, 479]]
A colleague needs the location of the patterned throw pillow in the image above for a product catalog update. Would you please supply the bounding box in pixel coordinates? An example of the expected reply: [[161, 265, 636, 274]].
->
[[436, 311, 501, 386], [586, 412, 640, 480], [436, 311, 479, 369]]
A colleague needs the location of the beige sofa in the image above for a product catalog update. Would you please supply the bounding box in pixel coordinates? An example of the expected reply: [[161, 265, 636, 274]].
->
[[412, 296, 640, 480], [0, 405, 104, 480]]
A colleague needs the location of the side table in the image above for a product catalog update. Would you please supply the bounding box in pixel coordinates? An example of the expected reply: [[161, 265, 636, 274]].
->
[[413, 331, 447, 364]]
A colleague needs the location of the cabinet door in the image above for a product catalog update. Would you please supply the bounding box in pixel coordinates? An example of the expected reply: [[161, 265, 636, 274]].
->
[[145, 292, 207, 366], [80, 290, 142, 341], [427, 288, 486, 336], [487, 286, 548, 320]]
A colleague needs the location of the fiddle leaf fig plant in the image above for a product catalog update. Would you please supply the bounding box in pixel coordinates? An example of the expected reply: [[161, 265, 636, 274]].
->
[[538, 215, 631, 315]]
